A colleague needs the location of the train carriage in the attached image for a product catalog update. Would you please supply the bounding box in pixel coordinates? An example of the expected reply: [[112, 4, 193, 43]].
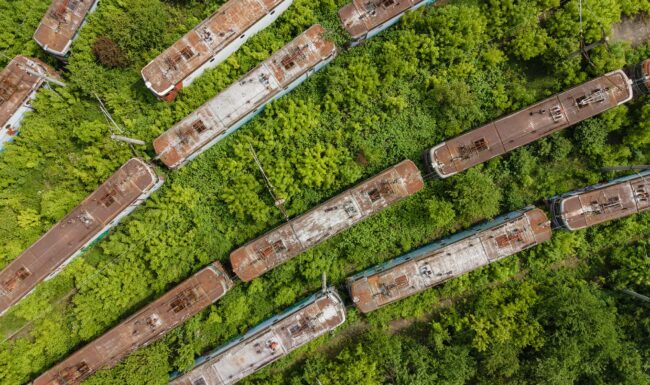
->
[[153, 24, 336, 169], [169, 288, 346, 385], [0, 158, 163, 316], [141, 0, 293, 101], [33, 0, 100, 59], [33, 262, 233, 385], [0, 56, 61, 149], [338, 0, 436, 46], [348, 206, 552, 313], [424, 66, 640, 179], [550, 171, 650, 231], [230, 159, 424, 282]]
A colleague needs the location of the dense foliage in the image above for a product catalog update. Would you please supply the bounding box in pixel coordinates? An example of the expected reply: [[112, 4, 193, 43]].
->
[[0, 0, 648, 384]]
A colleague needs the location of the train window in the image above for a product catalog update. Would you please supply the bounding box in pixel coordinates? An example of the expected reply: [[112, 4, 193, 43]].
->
[[272, 240, 286, 253], [170, 288, 199, 313], [394, 275, 408, 287], [180, 46, 195, 60], [100, 189, 117, 207], [258, 245, 274, 258], [281, 47, 306, 70], [192, 119, 207, 134], [419, 263, 433, 278], [164, 54, 183, 70], [1, 267, 31, 293], [473, 138, 488, 152], [343, 200, 358, 216], [16, 267, 30, 280], [193, 379, 207, 385], [367, 188, 381, 202]]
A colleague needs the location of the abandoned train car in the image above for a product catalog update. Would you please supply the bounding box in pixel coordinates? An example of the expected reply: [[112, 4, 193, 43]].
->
[[230, 160, 424, 282], [0, 56, 60, 149], [169, 288, 346, 385], [339, 0, 435, 46], [550, 171, 650, 231], [0, 158, 163, 316], [141, 0, 293, 101], [153, 24, 336, 169], [423, 67, 637, 178], [348, 206, 552, 313], [33, 0, 100, 59], [32, 263, 233, 385]]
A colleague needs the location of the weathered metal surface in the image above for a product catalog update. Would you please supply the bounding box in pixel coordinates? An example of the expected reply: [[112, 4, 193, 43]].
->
[[141, 0, 291, 100], [153, 24, 336, 169], [338, 0, 433, 41], [0, 56, 59, 133], [0, 159, 163, 316], [426, 69, 634, 178], [348, 207, 552, 313], [33, 0, 99, 58], [627, 58, 650, 96], [550, 170, 650, 231], [230, 160, 424, 282], [169, 288, 346, 385], [33, 263, 233, 385]]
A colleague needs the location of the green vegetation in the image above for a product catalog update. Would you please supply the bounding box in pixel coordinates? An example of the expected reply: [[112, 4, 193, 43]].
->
[[0, 0, 649, 384]]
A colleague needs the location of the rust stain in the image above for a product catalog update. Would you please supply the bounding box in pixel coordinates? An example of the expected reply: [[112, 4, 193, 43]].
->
[[230, 160, 424, 282]]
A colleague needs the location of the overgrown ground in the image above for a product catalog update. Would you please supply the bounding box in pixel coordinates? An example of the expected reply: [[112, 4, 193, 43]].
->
[[0, 0, 648, 384]]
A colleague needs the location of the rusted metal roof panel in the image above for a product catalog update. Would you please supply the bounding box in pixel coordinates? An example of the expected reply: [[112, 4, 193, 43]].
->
[[33, 262, 233, 385], [169, 288, 346, 385], [141, 0, 291, 100], [33, 0, 99, 57], [427, 69, 633, 178], [0, 159, 163, 316], [338, 0, 434, 40], [348, 207, 551, 313], [551, 171, 650, 231], [0, 56, 59, 136], [153, 24, 336, 169], [230, 160, 424, 282]]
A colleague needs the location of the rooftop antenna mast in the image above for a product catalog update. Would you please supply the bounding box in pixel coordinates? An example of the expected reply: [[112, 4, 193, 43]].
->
[[94, 93, 145, 157], [569, 1, 610, 66], [248, 141, 290, 222]]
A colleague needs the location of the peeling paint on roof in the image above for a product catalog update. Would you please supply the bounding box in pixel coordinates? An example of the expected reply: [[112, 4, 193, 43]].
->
[[33, 263, 233, 385], [348, 207, 552, 313], [230, 160, 424, 282], [0, 159, 162, 316], [33, 0, 99, 57], [153, 24, 336, 169], [551, 171, 650, 231], [141, 0, 292, 99], [426, 69, 634, 178], [169, 289, 346, 385]]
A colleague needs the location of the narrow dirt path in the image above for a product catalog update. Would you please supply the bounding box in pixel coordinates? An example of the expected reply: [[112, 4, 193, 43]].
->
[[612, 15, 650, 47]]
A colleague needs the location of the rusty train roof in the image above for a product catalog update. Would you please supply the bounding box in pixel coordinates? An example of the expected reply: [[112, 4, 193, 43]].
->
[[348, 206, 551, 313], [141, 0, 288, 97], [33, 262, 232, 385], [0, 159, 160, 316], [551, 171, 650, 231], [428, 69, 633, 178], [230, 160, 424, 282], [33, 0, 99, 57], [338, 0, 432, 39], [153, 24, 336, 169], [0, 56, 59, 128], [169, 288, 346, 385]]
